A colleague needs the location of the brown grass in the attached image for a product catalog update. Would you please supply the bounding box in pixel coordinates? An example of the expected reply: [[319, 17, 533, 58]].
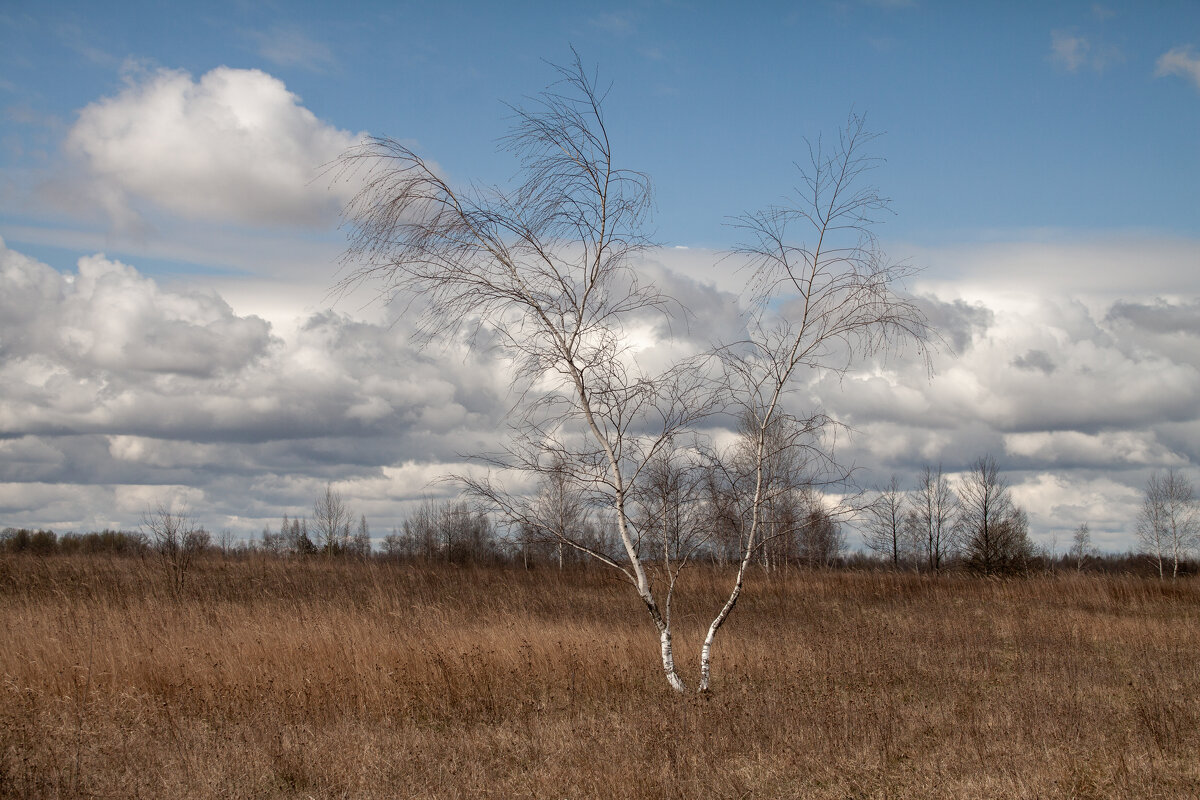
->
[[2, 554, 1199, 799]]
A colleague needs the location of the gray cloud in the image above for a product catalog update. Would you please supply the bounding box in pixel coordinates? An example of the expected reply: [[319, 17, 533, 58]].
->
[[3, 236, 1200, 552], [1011, 349, 1056, 374], [1107, 298, 1200, 335], [917, 296, 993, 355], [0, 240, 511, 534]]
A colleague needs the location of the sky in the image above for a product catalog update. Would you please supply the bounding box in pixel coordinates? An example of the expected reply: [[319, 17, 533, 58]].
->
[[1, 1, 1198, 552]]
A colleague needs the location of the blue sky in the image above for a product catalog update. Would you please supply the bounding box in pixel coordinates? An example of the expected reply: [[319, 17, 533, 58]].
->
[[6, 1, 1198, 251], [1, 1, 1199, 551]]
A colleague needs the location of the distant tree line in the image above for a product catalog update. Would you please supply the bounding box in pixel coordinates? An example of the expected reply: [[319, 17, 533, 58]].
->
[[4, 463, 1196, 579], [863, 457, 1199, 578]]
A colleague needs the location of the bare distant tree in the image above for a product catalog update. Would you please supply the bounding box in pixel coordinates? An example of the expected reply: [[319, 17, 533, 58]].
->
[[1137, 470, 1199, 579], [401, 499, 441, 561], [910, 464, 958, 572], [702, 414, 812, 572], [633, 450, 706, 569], [529, 454, 587, 569], [795, 499, 845, 568], [381, 528, 406, 559], [1069, 522, 1095, 571], [864, 475, 909, 568], [262, 514, 290, 555], [142, 504, 207, 592], [313, 484, 352, 557], [351, 514, 371, 558], [400, 497, 498, 564], [957, 455, 1032, 576]]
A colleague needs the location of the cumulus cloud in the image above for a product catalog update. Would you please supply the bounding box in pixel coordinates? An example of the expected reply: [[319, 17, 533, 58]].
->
[[3, 234, 1199, 551], [917, 296, 992, 355], [1156, 45, 1200, 91], [1107, 298, 1200, 334], [1004, 430, 1184, 469], [0, 242, 273, 379], [910, 236, 1200, 299], [64, 66, 363, 229], [1007, 472, 1142, 551], [0, 239, 511, 533]]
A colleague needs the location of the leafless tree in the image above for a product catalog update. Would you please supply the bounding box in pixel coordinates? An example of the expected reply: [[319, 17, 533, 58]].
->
[[701, 413, 813, 572], [141, 504, 206, 592], [335, 58, 930, 692], [633, 450, 706, 568], [400, 497, 494, 563], [336, 52, 720, 692], [313, 483, 352, 557], [1137, 470, 1199, 579], [700, 113, 932, 689], [381, 529, 406, 559], [1069, 522, 1095, 571], [401, 499, 441, 561], [528, 453, 588, 569], [351, 514, 371, 558], [957, 455, 1032, 576], [910, 464, 958, 572], [864, 475, 909, 568]]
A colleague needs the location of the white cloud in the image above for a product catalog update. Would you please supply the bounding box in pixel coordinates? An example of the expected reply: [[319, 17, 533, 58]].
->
[[908, 235, 1200, 301], [1050, 30, 1121, 73], [1156, 46, 1200, 91], [1008, 472, 1143, 552], [0, 241, 274, 379], [0, 239, 513, 535], [2, 233, 1199, 550], [64, 66, 364, 229], [1004, 431, 1184, 469], [1051, 31, 1091, 72]]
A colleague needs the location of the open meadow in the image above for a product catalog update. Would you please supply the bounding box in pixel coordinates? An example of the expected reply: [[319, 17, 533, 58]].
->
[[2, 555, 1199, 799]]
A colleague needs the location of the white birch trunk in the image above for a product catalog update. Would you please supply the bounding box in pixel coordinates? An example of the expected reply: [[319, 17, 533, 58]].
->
[[568, 364, 688, 693]]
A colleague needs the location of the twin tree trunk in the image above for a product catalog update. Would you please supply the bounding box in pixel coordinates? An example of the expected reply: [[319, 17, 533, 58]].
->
[[335, 53, 930, 694]]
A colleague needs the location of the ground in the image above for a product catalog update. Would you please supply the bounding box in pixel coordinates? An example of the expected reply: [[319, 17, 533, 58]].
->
[[2, 556, 1198, 799]]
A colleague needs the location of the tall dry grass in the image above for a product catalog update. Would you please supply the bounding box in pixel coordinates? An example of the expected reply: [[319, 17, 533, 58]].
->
[[2, 554, 1198, 799]]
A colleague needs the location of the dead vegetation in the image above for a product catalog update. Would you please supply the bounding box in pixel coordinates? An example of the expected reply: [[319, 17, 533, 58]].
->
[[2, 554, 1198, 799]]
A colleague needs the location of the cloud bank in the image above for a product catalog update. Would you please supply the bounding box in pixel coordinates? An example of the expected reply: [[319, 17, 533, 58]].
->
[[0, 238, 508, 534], [3, 232, 1199, 552]]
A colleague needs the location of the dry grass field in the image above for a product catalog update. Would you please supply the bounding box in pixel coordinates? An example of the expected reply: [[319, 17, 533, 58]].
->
[[2, 554, 1198, 799]]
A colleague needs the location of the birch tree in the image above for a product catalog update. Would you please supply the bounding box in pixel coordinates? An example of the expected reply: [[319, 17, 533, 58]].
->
[[313, 483, 352, 557], [1137, 469, 1199, 579], [1069, 522, 1095, 571], [699, 114, 931, 689], [529, 454, 587, 569], [335, 53, 714, 692], [335, 58, 930, 692]]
